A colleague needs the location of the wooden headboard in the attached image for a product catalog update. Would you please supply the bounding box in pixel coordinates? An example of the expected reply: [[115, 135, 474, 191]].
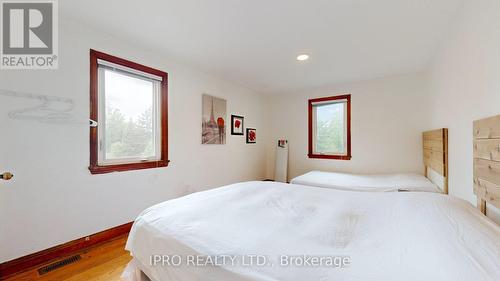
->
[[423, 128, 449, 194], [473, 115, 500, 215]]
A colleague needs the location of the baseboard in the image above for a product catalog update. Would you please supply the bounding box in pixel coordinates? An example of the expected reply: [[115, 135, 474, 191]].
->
[[0, 221, 133, 280]]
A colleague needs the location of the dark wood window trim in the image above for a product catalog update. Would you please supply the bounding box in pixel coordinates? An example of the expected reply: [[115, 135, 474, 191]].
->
[[89, 49, 169, 174], [308, 94, 351, 160]]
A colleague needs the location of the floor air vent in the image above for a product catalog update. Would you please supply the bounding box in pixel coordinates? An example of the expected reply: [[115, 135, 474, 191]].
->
[[38, 255, 82, 275]]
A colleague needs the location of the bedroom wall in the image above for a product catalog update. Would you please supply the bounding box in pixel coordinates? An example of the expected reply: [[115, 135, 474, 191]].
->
[[264, 73, 430, 180], [427, 0, 500, 220], [0, 19, 267, 262]]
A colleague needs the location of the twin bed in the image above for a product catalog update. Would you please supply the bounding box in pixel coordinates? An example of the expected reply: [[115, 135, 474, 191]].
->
[[123, 126, 500, 281], [289, 171, 441, 193], [290, 128, 448, 194]]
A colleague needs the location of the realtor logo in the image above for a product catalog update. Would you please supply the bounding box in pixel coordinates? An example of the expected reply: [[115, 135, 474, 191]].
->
[[1, 0, 58, 69]]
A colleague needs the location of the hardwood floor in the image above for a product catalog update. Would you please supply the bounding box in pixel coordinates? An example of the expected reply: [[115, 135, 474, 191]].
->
[[4, 235, 132, 281]]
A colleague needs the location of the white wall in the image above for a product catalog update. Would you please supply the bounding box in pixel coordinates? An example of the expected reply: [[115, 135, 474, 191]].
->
[[264, 73, 430, 180], [0, 19, 267, 262], [427, 0, 500, 221]]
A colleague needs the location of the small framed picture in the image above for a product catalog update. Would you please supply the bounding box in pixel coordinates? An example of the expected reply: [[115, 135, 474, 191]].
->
[[231, 115, 244, 135], [246, 128, 256, 144]]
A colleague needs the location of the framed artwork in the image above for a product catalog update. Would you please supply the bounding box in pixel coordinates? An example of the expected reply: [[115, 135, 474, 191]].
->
[[202, 94, 227, 144], [246, 128, 256, 144], [231, 115, 244, 135]]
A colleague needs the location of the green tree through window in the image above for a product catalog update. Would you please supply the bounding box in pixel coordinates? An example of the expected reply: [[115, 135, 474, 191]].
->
[[105, 106, 154, 159]]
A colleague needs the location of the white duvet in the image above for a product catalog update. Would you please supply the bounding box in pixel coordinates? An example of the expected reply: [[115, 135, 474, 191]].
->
[[290, 171, 440, 192], [126, 181, 499, 281]]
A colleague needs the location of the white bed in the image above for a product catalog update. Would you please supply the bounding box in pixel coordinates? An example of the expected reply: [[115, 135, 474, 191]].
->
[[124, 181, 500, 281], [289, 171, 441, 193], [289, 129, 449, 194]]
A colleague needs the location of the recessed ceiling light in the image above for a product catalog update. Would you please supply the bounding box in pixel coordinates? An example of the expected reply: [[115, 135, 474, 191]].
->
[[296, 54, 309, 61]]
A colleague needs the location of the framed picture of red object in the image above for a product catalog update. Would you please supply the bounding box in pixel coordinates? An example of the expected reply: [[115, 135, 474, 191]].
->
[[246, 128, 256, 144], [231, 115, 244, 135], [202, 94, 226, 144]]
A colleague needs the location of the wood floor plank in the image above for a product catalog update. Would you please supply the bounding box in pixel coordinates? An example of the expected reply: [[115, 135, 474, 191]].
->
[[4, 235, 131, 281]]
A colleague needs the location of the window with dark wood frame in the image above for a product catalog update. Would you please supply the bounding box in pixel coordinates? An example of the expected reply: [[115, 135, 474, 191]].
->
[[89, 49, 168, 174], [308, 94, 351, 160]]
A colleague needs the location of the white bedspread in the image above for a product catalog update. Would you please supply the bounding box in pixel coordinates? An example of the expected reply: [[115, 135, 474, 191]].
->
[[290, 171, 440, 192], [125, 181, 499, 281]]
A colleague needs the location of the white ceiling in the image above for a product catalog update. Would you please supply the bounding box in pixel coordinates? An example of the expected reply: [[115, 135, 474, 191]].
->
[[62, 0, 463, 95]]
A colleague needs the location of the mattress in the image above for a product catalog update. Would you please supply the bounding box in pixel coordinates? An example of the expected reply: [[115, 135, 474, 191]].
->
[[125, 181, 499, 281], [290, 171, 440, 192]]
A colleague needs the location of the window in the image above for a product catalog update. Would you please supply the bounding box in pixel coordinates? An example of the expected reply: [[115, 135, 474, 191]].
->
[[89, 50, 168, 174], [308, 94, 351, 160]]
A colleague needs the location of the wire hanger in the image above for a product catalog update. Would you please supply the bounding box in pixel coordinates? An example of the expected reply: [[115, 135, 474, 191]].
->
[[0, 89, 97, 127]]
